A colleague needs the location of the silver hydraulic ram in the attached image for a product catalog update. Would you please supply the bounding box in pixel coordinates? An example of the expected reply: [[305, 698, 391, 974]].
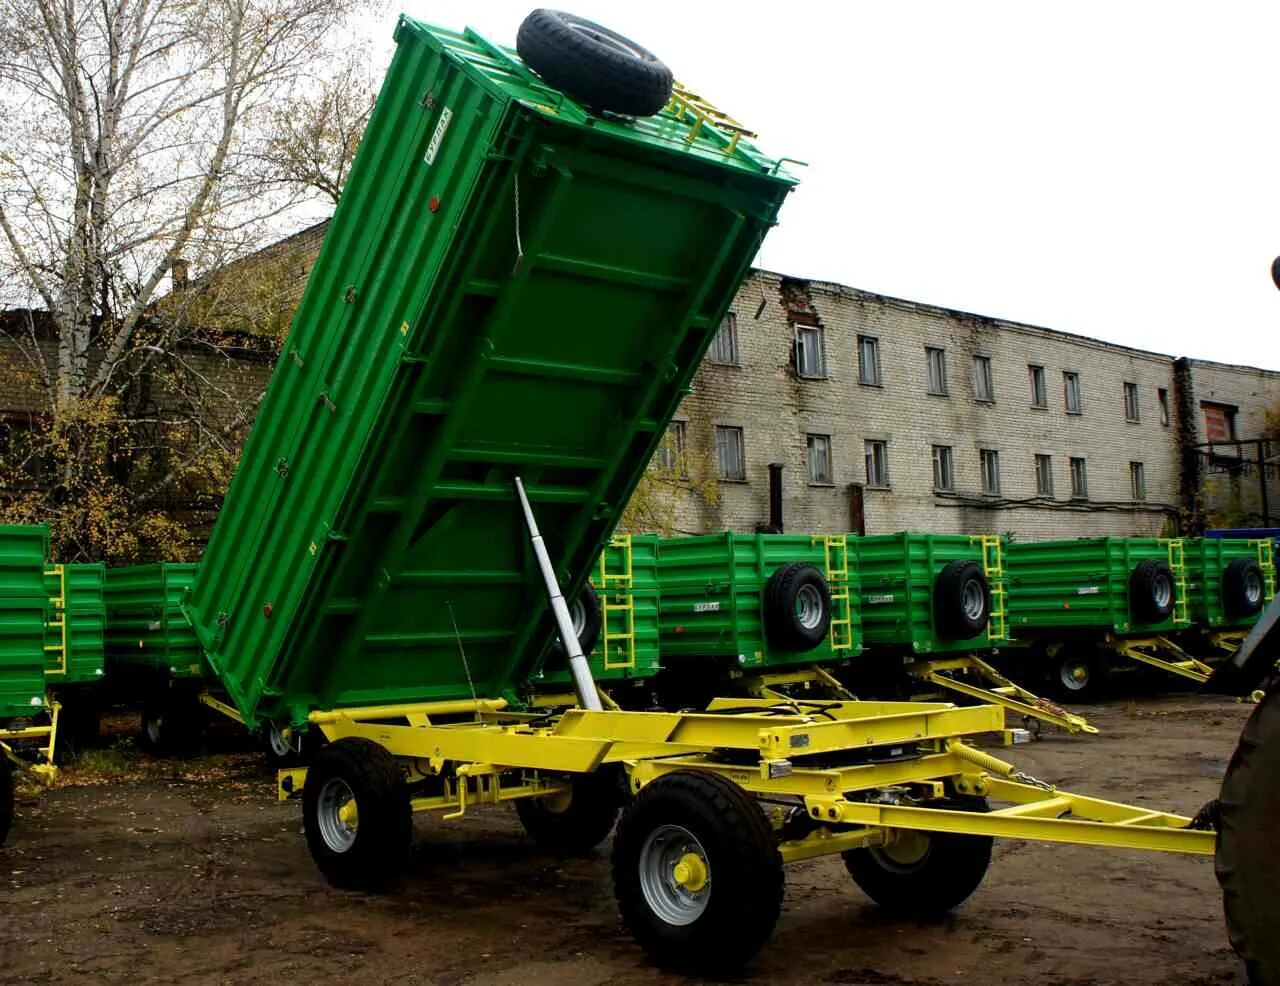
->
[[514, 476, 603, 711]]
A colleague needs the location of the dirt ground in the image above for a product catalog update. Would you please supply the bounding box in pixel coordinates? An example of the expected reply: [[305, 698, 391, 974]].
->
[[0, 693, 1253, 986]]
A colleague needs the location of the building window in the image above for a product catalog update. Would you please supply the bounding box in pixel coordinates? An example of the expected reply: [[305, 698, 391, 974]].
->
[[864, 439, 889, 487], [655, 421, 686, 475], [1029, 364, 1047, 408], [1035, 454, 1054, 496], [1202, 401, 1238, 442], [1130, 461, 1146, 500], [795, 324, 826, 378], [1064, 371, 1082, 414], [925, 347, 948, 395], [858, 335, 882, 386], [980, 448, 1001, 495], [1158, 387, 1170, 427], [807, 433, 833, 485], [1123, 381, 1140, 422], [932, 445, 954, 492], [972, 356, 995, 402], [715, 425, 746, 481], [709, 312, 739, 365], [1070, 456, 1088, 498]]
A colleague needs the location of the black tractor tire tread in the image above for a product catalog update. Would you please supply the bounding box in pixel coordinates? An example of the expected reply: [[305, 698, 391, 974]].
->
[[763, 562, 831, 653], [1223, 557, 1265, 620], [1217, 684, 1280, 984], [517, 9, 673, 117], [515, 769, 621, 855], [302, 737, 412, 891], [843, 794, 993, 915], [1129, 558, 1175, 624], [612, 769, 782, 974], [933, 559, 991, 640]]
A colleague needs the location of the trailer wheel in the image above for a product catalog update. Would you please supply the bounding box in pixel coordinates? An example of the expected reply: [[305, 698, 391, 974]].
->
[[843, 795, 993, 915], [933, 561, 991, 640], [1223, 557, 1266, 620], [0, 762, 13, 847], [515, 769, 622, 854], [1129, 559, 1176, 623], [1217, 684, 1280, 985], [1046, 649, 1109, 703], [139, 696, 202, 757], [550, 583, 602, 660], [516, 10, 674, 118], [763, 563, 831, 652], [612, 770, 782, 973], [303, 738, 411, 891]]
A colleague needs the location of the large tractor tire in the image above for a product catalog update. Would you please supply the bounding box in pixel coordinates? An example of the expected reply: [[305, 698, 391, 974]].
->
[[549, 582, 602, 661], [1217, 683, 1280, 985], [763, 562, 831, 652], [933, 560, 991, 640], [515, 768, 623, 855], [1129, 559, 1176, 624], [1223, 557, 1267, 621]]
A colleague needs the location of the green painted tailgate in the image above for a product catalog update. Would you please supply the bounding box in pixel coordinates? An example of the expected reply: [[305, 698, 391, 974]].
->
[[45, 563, 106, 685], [186, 17, 795, 729], [104, 564, 204, 680], [0, 525, 50, 718], [1006, 537, 1187, 636]]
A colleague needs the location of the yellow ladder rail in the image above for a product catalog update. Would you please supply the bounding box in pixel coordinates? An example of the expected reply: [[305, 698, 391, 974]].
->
[[44, 564, 68, 677], [1162, 538, 1190, 626], [665, 81, 758, 155], [1254, 539, 1276, 603], [814, 534, 854, 654], [598, 535, 636, 670], [969, 536, 1008, 642]]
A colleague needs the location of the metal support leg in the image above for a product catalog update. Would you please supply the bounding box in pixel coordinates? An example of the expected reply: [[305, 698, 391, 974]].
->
[[911, 655, 1099, 735]]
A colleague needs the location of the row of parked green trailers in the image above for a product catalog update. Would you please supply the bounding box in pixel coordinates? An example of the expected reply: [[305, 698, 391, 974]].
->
[[2, 11, 1275, 974]]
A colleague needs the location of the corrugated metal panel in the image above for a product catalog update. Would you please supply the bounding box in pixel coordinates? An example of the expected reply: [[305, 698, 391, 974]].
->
[[186, 17, 795, 729], [104, 564, 204, 679], [0, 525, 50, 718], [1185, 537, 1272, 629], [44, 563, 106, 685]]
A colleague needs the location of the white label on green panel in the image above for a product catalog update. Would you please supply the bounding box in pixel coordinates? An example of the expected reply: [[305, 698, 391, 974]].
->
[[693, 601, 720, 613], [424, 106, 453, 166], [1076, 586, 1101, 595], [866, 594, 895, 604]]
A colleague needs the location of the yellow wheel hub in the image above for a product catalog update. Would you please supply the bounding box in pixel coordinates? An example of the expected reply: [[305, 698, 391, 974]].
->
[[881, 829, 930, 866], [671, 851, 709, 892], [338, 800, 359, 828], [1071, 666, 1088, 683]]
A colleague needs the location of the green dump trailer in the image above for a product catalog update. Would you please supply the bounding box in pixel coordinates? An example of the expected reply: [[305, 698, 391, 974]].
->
[[1183, 537, 1275, 631], [532, 534, 662, 704], [43, 562, 107, 753], [184, 14, 794, 735], [653, 533, 858, 696], [1005, 537, 1193, 700], [104, 563, 205, 751]]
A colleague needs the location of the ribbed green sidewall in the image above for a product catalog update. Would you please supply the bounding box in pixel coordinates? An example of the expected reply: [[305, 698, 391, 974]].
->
[[0, 525, 50, 718], [44, 563, 106, 685], [1185, 538, 1271, 629], [104, 564, 204, 679]]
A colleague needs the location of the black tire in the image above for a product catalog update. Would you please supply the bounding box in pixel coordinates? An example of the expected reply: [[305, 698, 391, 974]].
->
[[516, 9, 674, 117], [138, 693, 203, 757], [933, 560, 991, 640], [550, 582, 602, 661], [612, 770, 783, 974], [763, 562, 831, 652], [515, 769, 622, 854], [264, 722, 316, 768], [1223, 557, 1267, 621], [0, 762, 13, 848], [1217, 684, 1280, 985], [1046, 648, 1109, 704], [1129, 559, 1176, 624], [843, 795, 993, 915], [303, 738, 412, 891]]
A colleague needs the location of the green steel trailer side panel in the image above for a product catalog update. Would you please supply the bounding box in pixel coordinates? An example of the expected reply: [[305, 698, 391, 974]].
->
[[104, 564, 204, 680], [536, 534, 662, 688], [1006, 537, 1187, 637], [185, 18, 795, 730], [1185, 537, 1275, 629], [655, 533, 860, 669], [0, 525, 51, 718], [852, 533, 1002, 656], [44, 563, 106, 686]]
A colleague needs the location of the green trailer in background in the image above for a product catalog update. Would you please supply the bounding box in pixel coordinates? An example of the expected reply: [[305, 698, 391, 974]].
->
[[531, 534, 663, 706], [653, 532, 857, 702], [104, 563, 205, 752], [1183, 537, 1275, 638], [43, 562, 107, 754], [1005, 536, 1202, 700], [0, 525, 57, 846]]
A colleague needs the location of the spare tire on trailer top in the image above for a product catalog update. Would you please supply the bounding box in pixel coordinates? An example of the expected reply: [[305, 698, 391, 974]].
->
[[1129, 559, 1175, 624], [516, 10, 674, 117], [1222, 557, 1266, 620], [763, 563, 831, 653], [933, 560, 990, 640]]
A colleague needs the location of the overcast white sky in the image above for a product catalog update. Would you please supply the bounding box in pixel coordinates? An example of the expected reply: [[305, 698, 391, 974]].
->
[[379, 2, 1280, 369]]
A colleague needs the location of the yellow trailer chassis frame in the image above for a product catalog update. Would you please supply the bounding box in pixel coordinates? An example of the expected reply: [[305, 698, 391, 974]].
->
[[0, 698, 61, 785], [278, 696, 1212, 859]]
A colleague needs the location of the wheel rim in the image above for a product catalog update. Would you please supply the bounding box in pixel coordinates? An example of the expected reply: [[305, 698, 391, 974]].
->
[[1245, 571, 1264, 606], [145, 715, 162, 746], [961, 579, 987, 622], [268, 725, 295, 758], [571, 597, 586, 638], [875, 830, 932, 870], [1153, 574, 1173, 610], [638, 824, 711, 926], [317, 777, 358, 853], [795, 584, 825, 631], [1059, 659, 1090, 692]]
